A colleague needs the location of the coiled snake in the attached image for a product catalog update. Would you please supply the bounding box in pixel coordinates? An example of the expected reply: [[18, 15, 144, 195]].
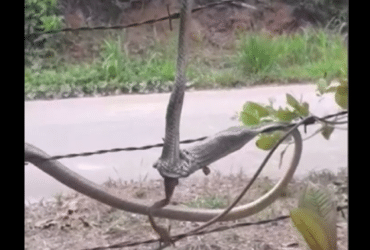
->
[[25, 0, 302, 245]]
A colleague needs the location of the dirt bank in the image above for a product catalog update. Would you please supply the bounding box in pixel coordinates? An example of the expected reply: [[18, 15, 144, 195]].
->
[[62, 0, 337, 60]]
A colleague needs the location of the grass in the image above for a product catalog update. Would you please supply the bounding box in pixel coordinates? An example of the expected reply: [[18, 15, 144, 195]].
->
[[25, 28, 347, 100], [235, 29, 347, 82]]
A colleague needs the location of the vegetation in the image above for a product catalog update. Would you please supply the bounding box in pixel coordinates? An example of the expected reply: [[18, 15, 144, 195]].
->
[[236, 29, 347, 81], [24, 0, 348, 100], [25, 28, 347, 100], [25, 0, 63, 66], [236, 70, 347, 250]]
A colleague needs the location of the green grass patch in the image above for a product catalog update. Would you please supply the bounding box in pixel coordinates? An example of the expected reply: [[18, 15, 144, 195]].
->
[[235, 29, 347, 83], [25, 28, 347, 100]]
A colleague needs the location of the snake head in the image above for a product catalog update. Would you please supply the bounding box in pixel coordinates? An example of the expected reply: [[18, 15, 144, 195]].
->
[[153, 151, 195, 178]]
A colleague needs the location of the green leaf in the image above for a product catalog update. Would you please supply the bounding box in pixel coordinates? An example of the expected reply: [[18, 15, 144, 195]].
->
[[286, 93, 300, 110], [260, 117, 275, 124], [316, 78, 328, 95], [324, 86, 338, 93], [40, 15, 62, 32], [276, 108, 298, 122], [293, 182, 337, 250], [321, 124, 335, 140], [240, 102, 269, 126], [256, 131, 284, 150], [240, 111, 260, 126], [243, 102, 270, 117], [298, 102, 310, 117], [335, 85, 348, 109], [286, 94, 309, 117], [290, 208, 333, 250]]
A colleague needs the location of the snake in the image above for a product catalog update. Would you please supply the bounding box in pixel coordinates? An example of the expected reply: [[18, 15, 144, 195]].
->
[[25, 125, 302, 222]]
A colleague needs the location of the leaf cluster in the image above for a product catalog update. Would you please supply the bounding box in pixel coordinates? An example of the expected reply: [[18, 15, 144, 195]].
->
[[316, 77, 348, 109], [25, 0, 63, 66], [239, 75, 347, 150], [239, 94, 309, 150], [25, 0, 62, 35]]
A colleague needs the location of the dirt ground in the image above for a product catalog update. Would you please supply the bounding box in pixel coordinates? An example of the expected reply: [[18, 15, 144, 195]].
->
[[25, 168, 347, 250]]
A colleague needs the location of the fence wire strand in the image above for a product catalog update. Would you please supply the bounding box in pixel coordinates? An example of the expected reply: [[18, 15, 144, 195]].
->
[[25, 111, 347, 163], [26, 136, 207, 162]]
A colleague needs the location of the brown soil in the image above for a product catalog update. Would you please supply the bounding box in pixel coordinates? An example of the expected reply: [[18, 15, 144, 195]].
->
[[62, 0, 324, 61], [25, 169, 347, 250]]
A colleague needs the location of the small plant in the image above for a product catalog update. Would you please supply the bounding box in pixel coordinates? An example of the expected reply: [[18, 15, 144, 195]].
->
[[53, 192, 64, 206], [290, 182, 337, 250], [186, 195, 227, 209], [101, 36, 128, 81], [237, 33, 282, 75]]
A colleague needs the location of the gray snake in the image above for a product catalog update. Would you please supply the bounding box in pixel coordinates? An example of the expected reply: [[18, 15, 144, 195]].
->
[[25, 0, 303, 223]]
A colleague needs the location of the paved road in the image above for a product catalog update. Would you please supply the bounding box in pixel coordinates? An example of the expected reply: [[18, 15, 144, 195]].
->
[[25, 84, 347, 202]]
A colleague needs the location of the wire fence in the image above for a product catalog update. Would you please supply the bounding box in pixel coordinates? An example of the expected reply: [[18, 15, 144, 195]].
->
[[27, 136, 207, 162]]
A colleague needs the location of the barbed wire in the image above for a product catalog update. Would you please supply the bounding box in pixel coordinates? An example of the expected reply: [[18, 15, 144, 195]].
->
[[25, 110, 347, 164], [83, 205, 348, 250], [24, 0, 257, 39], [26, 136, 207, 163]]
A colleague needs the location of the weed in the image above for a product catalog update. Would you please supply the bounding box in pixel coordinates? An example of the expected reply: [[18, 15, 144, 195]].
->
[[186, 195, 227, 209], [53, 192, 64, 206], [235, 28, 347, 82], [237, 33, 282, 75]]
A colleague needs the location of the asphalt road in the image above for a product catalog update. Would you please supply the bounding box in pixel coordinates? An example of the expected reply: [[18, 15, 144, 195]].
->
[[25, 83, 347, 202]]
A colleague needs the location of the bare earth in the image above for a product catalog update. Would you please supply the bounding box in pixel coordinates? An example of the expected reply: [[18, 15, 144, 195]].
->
[[25, 169, 347, 250]]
